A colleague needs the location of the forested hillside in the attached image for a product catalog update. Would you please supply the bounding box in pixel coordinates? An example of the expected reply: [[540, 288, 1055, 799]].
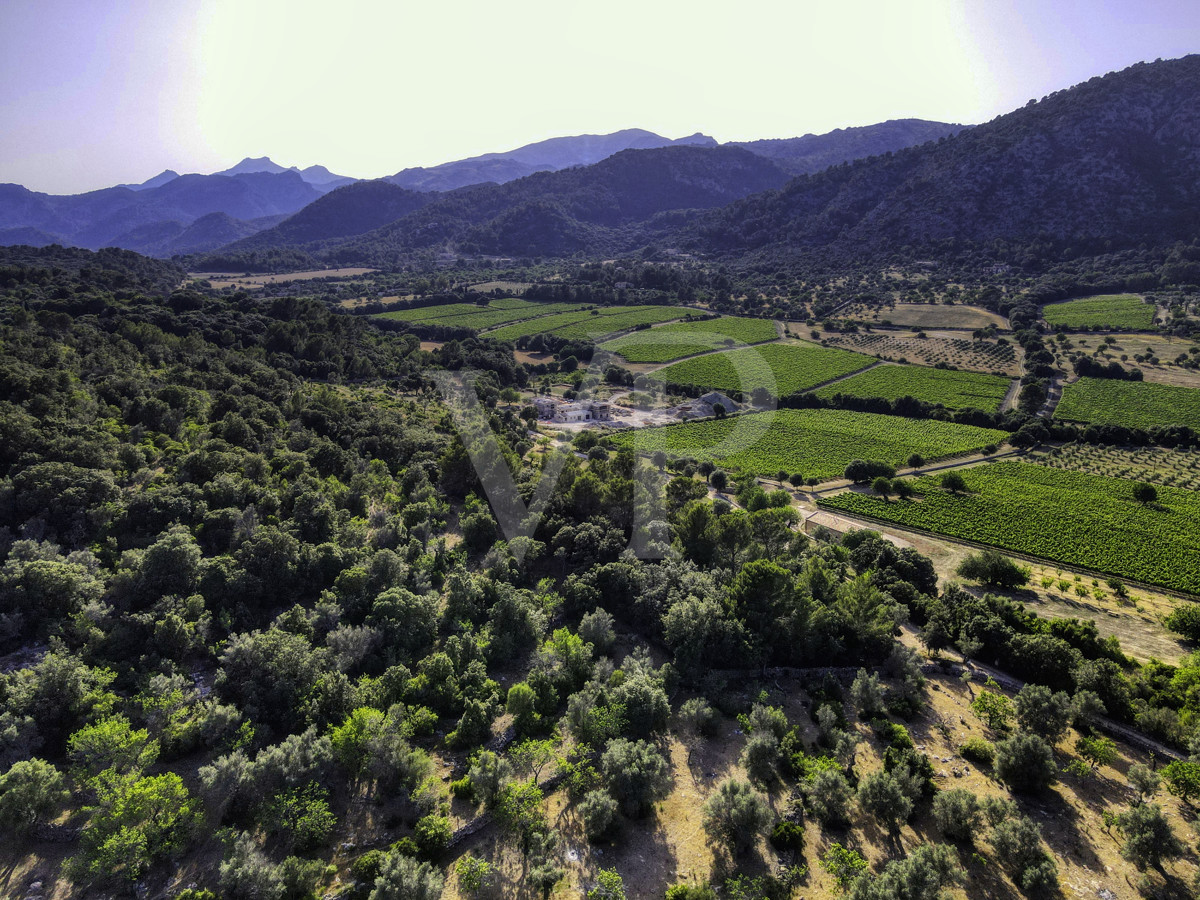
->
[[691, 56, 1200, 270], [4, 248, 1200, 900]]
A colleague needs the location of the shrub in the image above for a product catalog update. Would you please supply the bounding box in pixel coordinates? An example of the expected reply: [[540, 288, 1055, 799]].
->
[[995, 732, 1057, 794], [413, 814, 451, 859], [702, 779, 770, 856], [665, 885, 717, 900], [932, 788, 980, 843], [579, 789, 619, 841], [821, 843, 868, 891], [769, 820, 805, 853], [805, 768, 853, 827], [455, 856, 496, 895], [1117, 803, 1184, 871], [352, 850, 386, 884], [1164, 604, 1200, 641], [370, 851, 444, 900], [0, 758, 68, 833]]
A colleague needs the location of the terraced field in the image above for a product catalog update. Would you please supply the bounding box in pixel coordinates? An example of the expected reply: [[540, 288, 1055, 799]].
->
[[601, 316, 778, 363], [609, 408, 1007, 480], [485, 305, 683, 342], [820, 462, 1200, 594], [1055, 378, 1200, 430], [813, 364, 1013, 411], [1042, 294, 1156, 330], [651, 341, 873, 397]]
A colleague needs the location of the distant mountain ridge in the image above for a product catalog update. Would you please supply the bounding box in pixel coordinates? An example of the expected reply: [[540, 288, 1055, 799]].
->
[[385, 129, 719, 192], [731, 119, 966, 175], [0, 170, 325, 256]]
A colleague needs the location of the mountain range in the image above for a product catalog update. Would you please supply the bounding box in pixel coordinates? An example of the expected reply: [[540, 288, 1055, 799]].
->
[[7, 56, 1200, 273], [225, 55, 1200, 273], [0, 121, 964, 258]]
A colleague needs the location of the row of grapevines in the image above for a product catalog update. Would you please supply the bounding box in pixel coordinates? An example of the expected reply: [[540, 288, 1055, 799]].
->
[[814, 364, 1013, 411], [651, 341, 873, 397], [1055, 377, 1200, 431], [601, 316, 778, 363], [609, 409, 1006, 480], [819, 461, 1200, 594], [1042, 294, 1155, 330]]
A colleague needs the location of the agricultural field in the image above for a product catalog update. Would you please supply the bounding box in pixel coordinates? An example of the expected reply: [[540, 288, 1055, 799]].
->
[[549, 306, 689, 341], [1030, 443, 1200, 491], [841, 302, 1008, 330], [1042, 293, 1156, 330], [651, 340, 874, 397], [820, 330, 1021, 375], [820, 461, 1200, 594], [610, 408, 1007, 480], [1054, 377, 1200, 430], [813, 363, 1013, 411], [484, 305, 682, 342], [376, 299, 586, 329], [601, 315, 778, 363]]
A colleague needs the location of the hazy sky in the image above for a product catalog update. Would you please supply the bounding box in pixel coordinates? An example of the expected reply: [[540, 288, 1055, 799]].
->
[[2, 0, 1198, 193]]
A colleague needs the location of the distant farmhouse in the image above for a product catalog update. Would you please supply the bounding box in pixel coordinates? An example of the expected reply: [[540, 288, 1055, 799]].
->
[[534, 397, 613, 423]]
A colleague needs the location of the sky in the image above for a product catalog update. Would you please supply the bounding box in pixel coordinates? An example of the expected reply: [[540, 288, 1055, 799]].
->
[[1, 0, 1198, 194]]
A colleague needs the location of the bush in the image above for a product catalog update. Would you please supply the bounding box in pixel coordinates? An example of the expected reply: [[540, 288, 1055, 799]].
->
[[601, 739, 670, 818], [0, 758, 68, 833], [413, 814, 451, 859], [370, 851, 444, 900], [579, 789, 619, 841], [702, 779, 771, 856], [932, 788, 980, 843], [665, 885, 717, 900], [1164, 604, 1200, 641], [956, 550, 1029, 589], [805, 768, 853, 827], [1117, 803, 1184, 871], [455, 856, 496, 896], [352, 850, 386, 884], [959, 737, 995, 766], [769, 820, 805, 853], [995, 732, 1057, 794]]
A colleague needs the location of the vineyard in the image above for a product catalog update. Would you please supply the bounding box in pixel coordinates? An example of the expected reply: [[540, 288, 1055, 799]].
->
[[549, 306, 690, 341], [609, 408, 1008, 480], [820, 462, 1200, 594], [1031, 443, 1200, 491], [650, 341, 874, 397], [813, 364, 1013, 411], [601, 315, 778, 363], [1042, 294, 1156, 330], [1054, 378, 1200, 430], [484, 305, 682, 342]]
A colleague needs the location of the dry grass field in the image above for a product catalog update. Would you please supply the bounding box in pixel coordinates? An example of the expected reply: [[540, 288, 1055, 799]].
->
[[196, 267, 377, 289], [840, 302, 1009, 331]]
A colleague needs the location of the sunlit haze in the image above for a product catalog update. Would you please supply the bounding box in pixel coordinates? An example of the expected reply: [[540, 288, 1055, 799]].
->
[[2, 0, 1198, 193]]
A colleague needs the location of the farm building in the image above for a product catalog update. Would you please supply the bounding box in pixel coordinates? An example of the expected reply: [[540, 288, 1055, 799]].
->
[[534, 397, 613, 423]]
